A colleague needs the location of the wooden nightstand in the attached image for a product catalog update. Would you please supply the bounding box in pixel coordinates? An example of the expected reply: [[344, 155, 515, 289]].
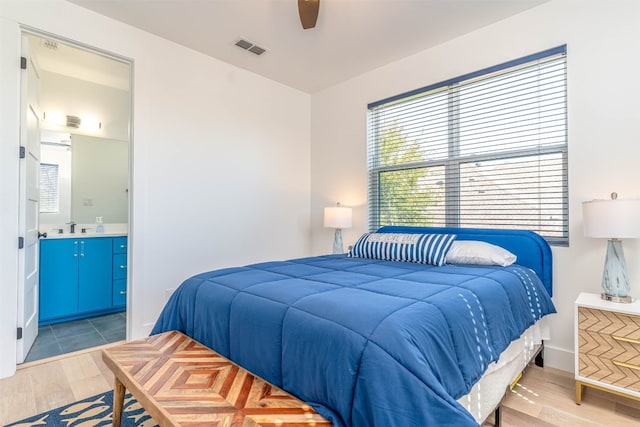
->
[[575, 292, 640, 404]]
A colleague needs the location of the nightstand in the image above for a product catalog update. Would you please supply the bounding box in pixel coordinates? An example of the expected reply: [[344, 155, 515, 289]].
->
[[575, 292, 640, 404]]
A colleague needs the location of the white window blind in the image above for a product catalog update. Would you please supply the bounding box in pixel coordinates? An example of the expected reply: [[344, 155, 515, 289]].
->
[[367, 46, 568, 244], [40, 163, 60, 213]]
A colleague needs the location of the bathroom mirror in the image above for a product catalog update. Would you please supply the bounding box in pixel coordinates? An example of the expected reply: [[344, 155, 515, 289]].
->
[[40, 131, 128, 225], [71, 133, 128, 223]]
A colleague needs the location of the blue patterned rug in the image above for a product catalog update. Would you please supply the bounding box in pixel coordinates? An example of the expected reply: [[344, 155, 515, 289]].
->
[[5, 391, 158, 427]]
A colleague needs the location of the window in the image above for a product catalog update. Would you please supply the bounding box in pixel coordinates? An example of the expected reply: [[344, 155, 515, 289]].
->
[[40, 163, 60, 213], [367, 46, 568, 244]]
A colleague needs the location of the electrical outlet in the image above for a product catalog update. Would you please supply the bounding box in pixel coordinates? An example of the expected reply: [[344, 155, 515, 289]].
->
[[165, 288, 176, 300]]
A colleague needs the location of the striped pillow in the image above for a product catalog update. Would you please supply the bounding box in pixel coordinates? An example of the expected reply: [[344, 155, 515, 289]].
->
[[348, 233, 456, 266]]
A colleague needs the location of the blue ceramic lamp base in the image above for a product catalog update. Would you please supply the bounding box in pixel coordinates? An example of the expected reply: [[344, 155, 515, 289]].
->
[[332, 228, 344, 254], [601, 239, 633, 303]]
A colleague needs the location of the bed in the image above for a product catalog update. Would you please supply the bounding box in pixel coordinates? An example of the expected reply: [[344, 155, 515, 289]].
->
[[151, 226, 556, 426]]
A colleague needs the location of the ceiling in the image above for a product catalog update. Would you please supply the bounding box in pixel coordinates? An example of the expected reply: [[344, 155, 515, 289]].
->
[[29, 33, 130, 91], [68, 0, 548, 93]]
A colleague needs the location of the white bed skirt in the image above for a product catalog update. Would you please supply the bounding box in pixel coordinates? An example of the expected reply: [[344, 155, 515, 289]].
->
[[458, 316, 550, 424]]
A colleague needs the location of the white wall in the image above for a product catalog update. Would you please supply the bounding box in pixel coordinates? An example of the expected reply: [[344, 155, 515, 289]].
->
[[310, 0, 640, 372], [0, 0, 311, 378]]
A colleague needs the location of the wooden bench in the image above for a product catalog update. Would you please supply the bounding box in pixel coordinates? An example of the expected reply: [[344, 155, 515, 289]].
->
[[102, 330, 331, 426]]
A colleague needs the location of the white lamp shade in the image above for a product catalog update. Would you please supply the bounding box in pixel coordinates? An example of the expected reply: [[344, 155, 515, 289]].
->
[[324, 206, 352, 229], [582, 198, 640, 238]]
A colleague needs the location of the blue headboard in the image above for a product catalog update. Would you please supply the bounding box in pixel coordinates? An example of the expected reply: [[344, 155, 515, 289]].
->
[[376, 226, 553, 297]]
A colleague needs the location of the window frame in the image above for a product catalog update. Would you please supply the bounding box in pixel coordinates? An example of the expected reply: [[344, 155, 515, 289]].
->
[[39, 162, 60, 214], [367, 45, 568, 245]]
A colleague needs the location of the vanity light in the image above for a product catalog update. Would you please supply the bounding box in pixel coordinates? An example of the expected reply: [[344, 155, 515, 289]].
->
[[43, 111, 66, 127], [80, 116, 102, 131], [44, 111, 101, 131]]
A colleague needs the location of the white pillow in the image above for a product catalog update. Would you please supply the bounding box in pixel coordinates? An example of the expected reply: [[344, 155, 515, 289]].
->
[[445, 240, 516, 267]]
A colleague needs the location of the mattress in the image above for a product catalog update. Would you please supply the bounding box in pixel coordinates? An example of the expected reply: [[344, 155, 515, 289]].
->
[[152, 253, 556, 427], [458, 317, 549, 423]]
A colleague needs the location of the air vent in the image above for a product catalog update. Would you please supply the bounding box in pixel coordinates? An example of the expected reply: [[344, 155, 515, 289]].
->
[[66, 115, 81, 128], [248, 46, 266, 56], [234, 38, 267, 56], [42, 39, 58, 50], [235, 39, 252, 50]]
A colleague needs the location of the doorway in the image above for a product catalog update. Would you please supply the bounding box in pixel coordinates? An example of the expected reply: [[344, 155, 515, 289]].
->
[[18, 30, 132, 364]]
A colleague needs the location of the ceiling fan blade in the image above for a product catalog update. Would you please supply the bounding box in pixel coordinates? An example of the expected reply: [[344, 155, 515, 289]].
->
[[298, 0, 320, 29]]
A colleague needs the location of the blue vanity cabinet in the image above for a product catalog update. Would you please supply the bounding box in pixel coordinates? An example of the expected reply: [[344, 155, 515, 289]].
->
[[39, 235, 126, 325], [112, 237, 128, 308], [77, 238, 113, 313], [39, 239, 80, 321]]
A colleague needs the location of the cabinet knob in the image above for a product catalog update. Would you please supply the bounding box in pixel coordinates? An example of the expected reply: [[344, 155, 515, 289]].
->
[[120, 244, 126, 249], [119, 290, 127, 295], [120, 265, 126, 269]]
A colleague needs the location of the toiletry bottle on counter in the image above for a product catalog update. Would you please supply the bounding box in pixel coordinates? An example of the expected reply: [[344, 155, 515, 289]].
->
[[96, 217, 104, 233]]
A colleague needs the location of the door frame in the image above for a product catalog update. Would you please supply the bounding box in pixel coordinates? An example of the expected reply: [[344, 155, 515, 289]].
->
[[18, 26, 135, 364]]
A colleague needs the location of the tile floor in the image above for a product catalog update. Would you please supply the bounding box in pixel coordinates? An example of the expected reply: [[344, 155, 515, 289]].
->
[[24, 311, 126, 363]]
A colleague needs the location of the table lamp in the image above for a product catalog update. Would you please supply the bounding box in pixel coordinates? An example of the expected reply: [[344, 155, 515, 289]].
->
[[324, 203, 352, 254], [582, 192, 640, 303]]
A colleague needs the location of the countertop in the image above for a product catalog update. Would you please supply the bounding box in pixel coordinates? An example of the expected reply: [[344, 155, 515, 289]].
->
[[42, 232, 127, 239]]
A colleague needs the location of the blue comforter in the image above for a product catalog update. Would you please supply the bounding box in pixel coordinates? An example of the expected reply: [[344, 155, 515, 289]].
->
[[152, 254, 555, 426]]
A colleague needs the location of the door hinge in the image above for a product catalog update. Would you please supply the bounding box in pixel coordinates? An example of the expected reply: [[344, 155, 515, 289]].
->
[[19, 146, 26, 159], [18, 236, 24, 249], [20, 56, 27, 70], [17, 327, 23, 340]]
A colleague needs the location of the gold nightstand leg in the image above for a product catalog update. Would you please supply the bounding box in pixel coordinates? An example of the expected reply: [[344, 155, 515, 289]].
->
[[575, 381, 583, 405]]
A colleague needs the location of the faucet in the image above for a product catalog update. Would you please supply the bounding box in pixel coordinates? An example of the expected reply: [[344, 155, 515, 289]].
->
[[68, 221, 76, 234]]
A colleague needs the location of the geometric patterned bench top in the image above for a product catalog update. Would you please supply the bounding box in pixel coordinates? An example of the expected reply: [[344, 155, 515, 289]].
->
[[102, 330, 332, 427]]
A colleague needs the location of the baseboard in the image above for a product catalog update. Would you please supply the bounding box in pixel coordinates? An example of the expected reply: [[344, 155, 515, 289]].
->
[[543, 344, 573, 373], [129, 322, 155, 341], [140, 322, 155, 336]]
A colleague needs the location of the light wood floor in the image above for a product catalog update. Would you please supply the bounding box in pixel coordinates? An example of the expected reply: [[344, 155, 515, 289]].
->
[[0, 344, 116, 425], [1, 346, 639, 426], [482, 365, 640, 427]]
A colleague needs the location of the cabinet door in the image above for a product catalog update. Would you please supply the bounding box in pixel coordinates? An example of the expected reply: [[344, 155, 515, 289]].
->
[[78, 238, 113, 313], [39, 239, 79, 322], [113, 253, 127, 280], [113, 237, 127, 254], [113, 279, 127, 308]]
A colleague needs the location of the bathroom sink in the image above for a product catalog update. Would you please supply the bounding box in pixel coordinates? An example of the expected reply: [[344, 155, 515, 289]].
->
[[43, 231, 127, 239], [41, 223, 128, 239]]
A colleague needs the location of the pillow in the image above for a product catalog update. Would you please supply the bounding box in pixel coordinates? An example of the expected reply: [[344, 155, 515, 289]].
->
[[348, 232, 456, 266], [444, 240, 517, 267]]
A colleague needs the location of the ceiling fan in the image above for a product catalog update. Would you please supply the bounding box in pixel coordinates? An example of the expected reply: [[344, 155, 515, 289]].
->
[[298, 0, 320, 29]]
